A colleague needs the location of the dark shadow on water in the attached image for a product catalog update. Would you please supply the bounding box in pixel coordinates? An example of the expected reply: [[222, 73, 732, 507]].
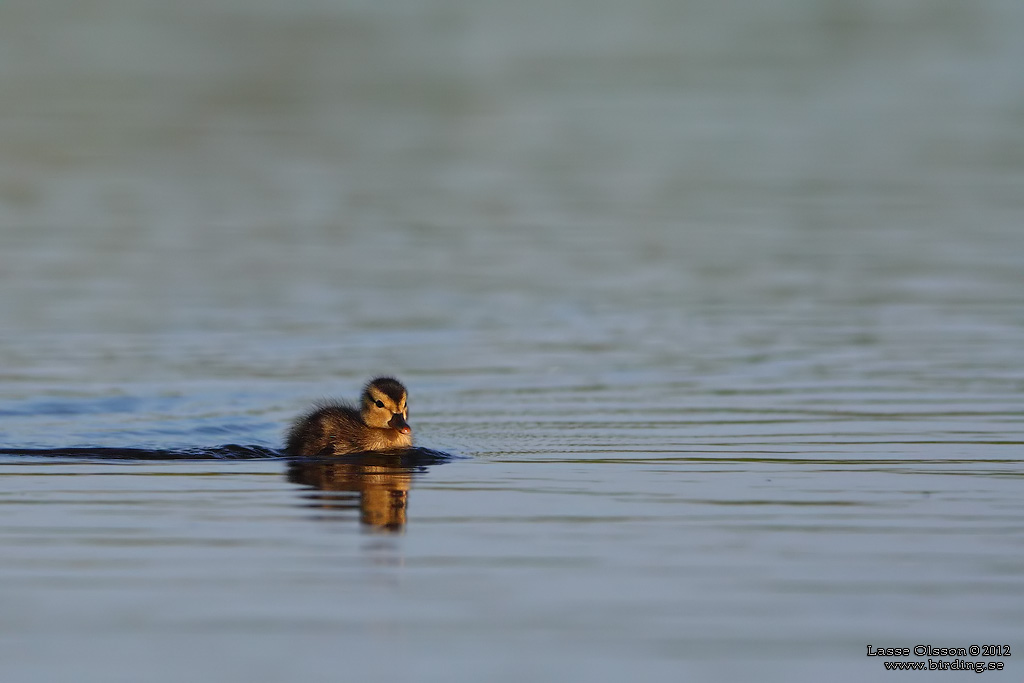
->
[[0, 444, 456, 532], [0, 444, 283, 459], [287, 449, 453, 533]]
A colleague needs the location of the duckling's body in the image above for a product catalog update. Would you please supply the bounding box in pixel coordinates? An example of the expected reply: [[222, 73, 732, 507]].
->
[[286, 377, 412, 456]]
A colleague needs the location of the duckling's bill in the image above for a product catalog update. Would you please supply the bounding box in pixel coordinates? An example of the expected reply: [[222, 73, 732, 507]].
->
[[389, 413, 412, 434]]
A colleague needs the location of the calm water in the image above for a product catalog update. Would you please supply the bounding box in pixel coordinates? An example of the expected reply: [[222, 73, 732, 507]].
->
[[2, 1, 1024, 681]]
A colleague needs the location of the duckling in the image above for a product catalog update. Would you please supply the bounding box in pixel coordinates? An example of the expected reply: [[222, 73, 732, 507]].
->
[[285, 377, 412, 456]]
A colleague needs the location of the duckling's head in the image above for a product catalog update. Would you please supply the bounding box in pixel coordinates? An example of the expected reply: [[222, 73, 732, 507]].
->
[[360, 376, 411, 435]]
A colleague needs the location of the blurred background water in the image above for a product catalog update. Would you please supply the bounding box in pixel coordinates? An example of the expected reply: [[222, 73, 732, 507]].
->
[[1, 0, 1023, 681]]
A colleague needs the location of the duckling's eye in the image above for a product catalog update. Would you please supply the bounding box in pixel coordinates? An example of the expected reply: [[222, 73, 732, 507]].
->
[[375, 400, 385, 408]]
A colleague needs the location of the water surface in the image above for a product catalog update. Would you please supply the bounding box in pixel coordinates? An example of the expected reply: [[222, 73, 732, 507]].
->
[[1, 1, 1023, 681]]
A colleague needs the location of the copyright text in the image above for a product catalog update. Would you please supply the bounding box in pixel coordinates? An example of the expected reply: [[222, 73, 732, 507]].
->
[[866, 644, 1009, 673]]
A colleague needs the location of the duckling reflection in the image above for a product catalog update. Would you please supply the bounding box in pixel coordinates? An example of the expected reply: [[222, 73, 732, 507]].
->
[[286, 449, 450, 531]]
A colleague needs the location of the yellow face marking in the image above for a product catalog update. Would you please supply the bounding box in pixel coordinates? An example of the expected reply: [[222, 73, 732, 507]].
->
[[368, 388, 407, 415]]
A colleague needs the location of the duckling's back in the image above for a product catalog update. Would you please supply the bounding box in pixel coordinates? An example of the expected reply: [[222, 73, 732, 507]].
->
[[285, 403, 363, 456]]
